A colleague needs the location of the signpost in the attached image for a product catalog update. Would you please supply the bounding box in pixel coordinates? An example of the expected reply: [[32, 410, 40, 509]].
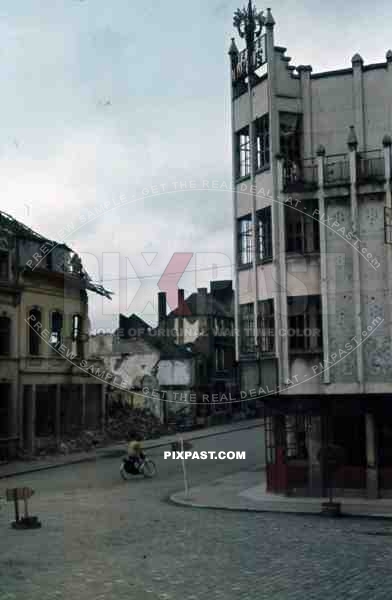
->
[[6, 487, 41, 529]]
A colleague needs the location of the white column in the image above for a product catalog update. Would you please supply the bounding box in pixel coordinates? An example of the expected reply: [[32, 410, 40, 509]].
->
[[266, 11, 288, 385], [348, 130, 364, 391], [352, 54, 366, 150], [316, 146, 330, 384], [297, 65, 313, 158], [383, 136, 392, 346], [229, 40, 241, 362]]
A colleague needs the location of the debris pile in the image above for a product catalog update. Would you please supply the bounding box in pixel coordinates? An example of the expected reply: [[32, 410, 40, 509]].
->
[[105, 403, 165, 441]]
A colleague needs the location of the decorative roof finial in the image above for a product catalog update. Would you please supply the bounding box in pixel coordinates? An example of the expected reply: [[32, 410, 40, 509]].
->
[[382, 134, 392, 148], [265, 7, 275, 27], [351, 53, 363, 66], [228, 37, 239, 57]]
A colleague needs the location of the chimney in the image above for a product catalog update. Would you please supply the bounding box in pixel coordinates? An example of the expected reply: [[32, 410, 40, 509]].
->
[[178, 289, 185, 314], [177, 289, 185, 345], [158, 292, 167, 329]]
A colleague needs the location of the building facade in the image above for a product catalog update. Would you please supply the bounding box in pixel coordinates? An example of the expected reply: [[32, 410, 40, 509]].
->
[[230, 5, 392, 497], [0, 211, 110, 459]]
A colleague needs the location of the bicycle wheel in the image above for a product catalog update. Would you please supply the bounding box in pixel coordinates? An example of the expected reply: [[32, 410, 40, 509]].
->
[[120, 462, 133, 481], [141, 459, 156, 478]]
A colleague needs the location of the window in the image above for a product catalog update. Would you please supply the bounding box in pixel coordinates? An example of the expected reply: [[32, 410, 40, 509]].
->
[[258, 206, 272, 261], [287, 295, 322, 353], [258, 299, 275, 353], [29, 308, 41, 355], [280, 112, 302, 169], [0, 316, 11, 355], [236, 126, 250, 178], [50, 311, 63, 350], [255, 114, 270, 171], [285, 200, 320, 254], [238, 215, 253, 266], [72, 314, 84, 357], [240, 303, 255, 353], [0, 238, 9, 280]]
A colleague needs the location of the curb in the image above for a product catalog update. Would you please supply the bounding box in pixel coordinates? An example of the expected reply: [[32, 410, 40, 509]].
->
[[169, 492, 392, 520], [0, 419, 263, 480]]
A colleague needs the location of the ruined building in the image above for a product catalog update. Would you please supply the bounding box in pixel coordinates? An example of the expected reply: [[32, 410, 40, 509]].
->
[[0, 211, 111, 458]]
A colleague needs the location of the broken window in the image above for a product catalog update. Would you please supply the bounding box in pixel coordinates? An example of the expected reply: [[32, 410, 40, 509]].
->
[[50, 311, 63, 350], [255, 114, 270, 171], [280, 112, 302, 184], [258, 299, 275, 353], [0, 316, 11, 355], [72, 314, 84, 357], [29, 308, 41, 355], [238, 215, 253, 266], [258, 206, 272, 260], [240, 303, 255, 353], [236, 126, 250, 178], [287, 295, 322, 353], [285, 199, 320, 254]]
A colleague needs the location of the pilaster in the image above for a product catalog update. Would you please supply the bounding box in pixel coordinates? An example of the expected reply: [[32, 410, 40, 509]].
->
[[348, 127, 364, 391], [351, 54, 366, 150], [316, 145, 330, 384], [297, 65, 313, 158]]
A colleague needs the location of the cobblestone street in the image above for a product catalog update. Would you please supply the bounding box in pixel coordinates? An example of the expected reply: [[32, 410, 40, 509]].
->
[[2, 428, 392, 599]]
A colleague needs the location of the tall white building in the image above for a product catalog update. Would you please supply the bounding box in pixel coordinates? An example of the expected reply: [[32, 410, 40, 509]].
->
[[230, 5, 392, 498]]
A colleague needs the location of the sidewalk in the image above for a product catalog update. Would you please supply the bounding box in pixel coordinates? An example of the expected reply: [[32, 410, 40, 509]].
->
[[171, 469, 392, 519], [0, 418, 264, 480]]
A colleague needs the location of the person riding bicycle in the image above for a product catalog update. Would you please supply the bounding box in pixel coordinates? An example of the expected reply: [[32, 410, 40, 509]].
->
[[127, 440, 145, 473]]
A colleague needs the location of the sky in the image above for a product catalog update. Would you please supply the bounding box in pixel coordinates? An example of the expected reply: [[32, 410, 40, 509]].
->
[[1, 0, 392, 331]]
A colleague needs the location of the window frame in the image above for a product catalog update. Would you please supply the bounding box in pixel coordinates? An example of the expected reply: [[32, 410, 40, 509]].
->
[[236, 126, 250, 179], [238, 214, 253, 267], [258, 299, 275, 353], [49, 310, 63, 351], [240, 303, 255, 354], [257, 206, 273, 262], [287, 295, 322, 354], [28, 307, 42, 356], [285, 200, 320, 255], [254, 114, 270, 172]]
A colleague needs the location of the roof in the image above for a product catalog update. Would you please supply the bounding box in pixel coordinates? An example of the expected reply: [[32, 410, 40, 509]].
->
[[167, 291, 233, 320], [0, 209, 70, 248], [0, 209, 112, 299]]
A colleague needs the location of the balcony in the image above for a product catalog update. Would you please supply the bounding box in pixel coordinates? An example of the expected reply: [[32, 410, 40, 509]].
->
[[283, 158, 318, 192], [357, 149, 385, 183], [324, 153, 350, 186]]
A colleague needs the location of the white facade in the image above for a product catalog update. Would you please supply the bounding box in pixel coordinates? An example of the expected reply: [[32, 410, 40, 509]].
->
[[231, 11, 392, 399]]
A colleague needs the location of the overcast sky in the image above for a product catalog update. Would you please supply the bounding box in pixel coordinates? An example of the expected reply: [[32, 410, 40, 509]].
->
[[1, 0, 392, 331]]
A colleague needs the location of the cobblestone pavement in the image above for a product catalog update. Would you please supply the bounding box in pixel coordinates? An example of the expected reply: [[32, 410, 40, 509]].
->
[[1, 429, 392, 600]]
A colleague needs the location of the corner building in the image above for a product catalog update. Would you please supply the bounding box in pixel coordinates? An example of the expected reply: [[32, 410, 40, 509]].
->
[[230, 6, 392, 498]]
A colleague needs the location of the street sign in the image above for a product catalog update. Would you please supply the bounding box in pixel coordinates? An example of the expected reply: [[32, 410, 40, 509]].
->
[[6, 487, 34, 501]]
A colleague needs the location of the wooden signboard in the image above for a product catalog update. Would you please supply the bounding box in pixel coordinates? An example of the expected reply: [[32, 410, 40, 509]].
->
[[6, 487, 34, 501]]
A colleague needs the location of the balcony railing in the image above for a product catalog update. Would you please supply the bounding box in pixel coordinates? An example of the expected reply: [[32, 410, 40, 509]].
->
[[324, 153, 350, 185], [357, 149, 385, 183], [283, 158, 318, 192]]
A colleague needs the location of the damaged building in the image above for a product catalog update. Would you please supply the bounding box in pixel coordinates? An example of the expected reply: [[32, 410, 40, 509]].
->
[[0, 210, 112, 459]]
